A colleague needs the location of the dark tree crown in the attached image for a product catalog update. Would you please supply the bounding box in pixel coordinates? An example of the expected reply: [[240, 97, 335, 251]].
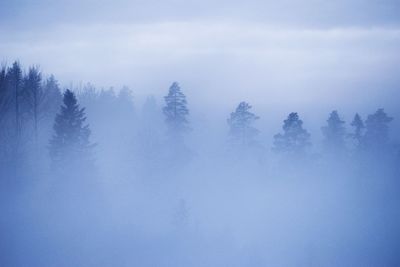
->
[[49, 89, 93, 165], [273, 112, 311, 155], [227, 101, 259, 147], [321, 110, 346, 152], [163, 82, 189, 136]]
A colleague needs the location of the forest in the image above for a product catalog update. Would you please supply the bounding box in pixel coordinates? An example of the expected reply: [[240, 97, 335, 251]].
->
[[1, 61, 400, 266]]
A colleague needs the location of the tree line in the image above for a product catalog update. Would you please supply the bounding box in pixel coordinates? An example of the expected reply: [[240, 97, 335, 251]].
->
[[229, 103, 394, 158], [0, 61, 398, 180]]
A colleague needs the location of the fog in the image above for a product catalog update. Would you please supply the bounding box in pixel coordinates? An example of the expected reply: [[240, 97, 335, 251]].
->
[[1, 1, 400, 266]]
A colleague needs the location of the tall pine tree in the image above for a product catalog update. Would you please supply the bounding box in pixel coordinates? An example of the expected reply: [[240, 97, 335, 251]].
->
[[6, 61, 23, 148], [42, 75, 63, 120], [6, 61, 23, 176], [350, 113, 364, 149], [227, 102, 259, 147], [0, 65, 12, 175], [163, 82, 189, 142], [49, 89, 93, 168], [273, 112, 311, 156], [24, 66, 43, 145], [362, 108, 393, 153], [0, 65, 10, 124], [321, 110, 346, 154]]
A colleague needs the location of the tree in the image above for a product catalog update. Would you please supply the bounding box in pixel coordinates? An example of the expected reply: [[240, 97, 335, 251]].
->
[[6, 61, 23, 145], [5, 61, 24, 177], [42, 75, 63, 119], [163, 82, 189, 141], [117, 86, 135, 116], [350, 113, 364, 148], [49, 89, 94, 168], [362, 108, 393, 153], [227, 101, 259, 147], [273, 112, 311, 156], [23, 66, 43, 145], [0, 64, 13, 174], [0, 64, 10, 123], [321, 110, 346, 154]]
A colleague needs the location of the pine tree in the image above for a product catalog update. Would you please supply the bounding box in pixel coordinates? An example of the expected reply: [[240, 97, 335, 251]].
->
[[117, 86, 135, 115], [23, 66, 43, 145], [6, 61, 23, 145], [5, 61, 24, 177], [273, 112, 311, 156], [321, 110, 346, 154], [0, 65, 12, 172], [0, 65, 10, 123], [350, 113, 364, 147], [49, 89, 93, 168], [227, 101, 259, 147], [163, 82, 189, 141], [42, 75, 63, 118], [362, 108, 393, 153]]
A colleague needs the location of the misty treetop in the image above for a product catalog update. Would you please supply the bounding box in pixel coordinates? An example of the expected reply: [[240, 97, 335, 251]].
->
[[321, 110, 346, 154], [0, 62, 63, 179], [350, 113, 365, 148], [362, 108, 393, 153], [273, 112, 311, 156], [49, 89, 94, 169], [163, 82, 189, 139], [227, 101, 259, 148]]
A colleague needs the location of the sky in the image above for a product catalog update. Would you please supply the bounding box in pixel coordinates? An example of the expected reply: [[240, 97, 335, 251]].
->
[[1, 0, 400, 124]]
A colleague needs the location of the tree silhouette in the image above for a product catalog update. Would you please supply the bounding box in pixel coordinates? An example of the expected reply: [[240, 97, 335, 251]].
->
[[227, 101, 259, 147], [163, 82, 189, 142], [6, 61, 23, 145], [23, 66, 43, 145], [362, 108, 393, 153], [4, 61, 24, 176], [49, 89, 93, 168], [42, 75, 63, 119], [0, 65, 10, 123], [273, 112, 311, 156], [350, 113, 364, 148], [321, 110, 346, 154]]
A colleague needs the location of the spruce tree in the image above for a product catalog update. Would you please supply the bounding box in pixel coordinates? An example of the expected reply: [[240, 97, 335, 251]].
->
[[24, 66, 43, 145], [6, 62, 23, 176], [0, 65, 12, 173], [6, 61, 23, 144], [227, 101, 259, 147], [49, 89, 93, 168], [350, 113, 364, 148], [0, 65, 10, 123], [42, 75, 63, 118], [321, 110, 346, 154], [273, 112, 311, 156], [163, 82, 189, 141], [362, 108, 393, 153], [117, 86, 135, 116]]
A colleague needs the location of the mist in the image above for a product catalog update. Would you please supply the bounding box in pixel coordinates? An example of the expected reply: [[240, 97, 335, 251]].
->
[[1, 1, 400, 266]]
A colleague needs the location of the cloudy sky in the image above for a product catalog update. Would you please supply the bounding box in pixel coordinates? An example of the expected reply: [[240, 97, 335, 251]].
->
[[1, 0, 400, 122]]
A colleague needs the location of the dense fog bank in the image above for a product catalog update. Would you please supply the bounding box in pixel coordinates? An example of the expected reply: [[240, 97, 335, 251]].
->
[[1, 61, 400, 266]]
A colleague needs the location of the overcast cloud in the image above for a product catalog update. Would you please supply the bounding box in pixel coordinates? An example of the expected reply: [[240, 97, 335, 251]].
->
[[1, 0, 399, 120]]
